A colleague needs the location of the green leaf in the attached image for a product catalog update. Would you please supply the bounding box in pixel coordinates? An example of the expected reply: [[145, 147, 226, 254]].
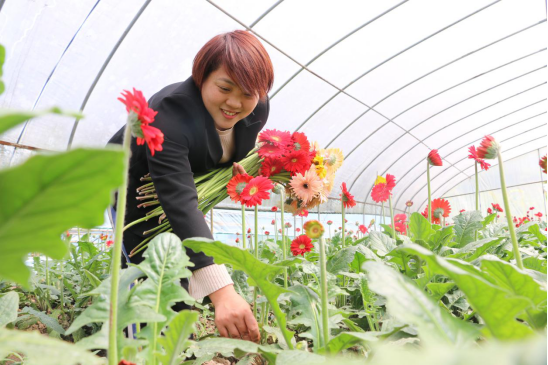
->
[[272, 350, 326, 364], [287, 284, 322, 350], [82, 269, 102, 289], [480, 256, 547, 329], [326, 246, 357, 274], [0, 148, 124, 286], [426, 282, 455, 301], [523, 257, 547, 274], [368, 231, 396, 257], [453, 211, 483, 247], [0, 108, 84, 135], [482, 213, 497, 227], [428, 226, 454, 251], [189, 337, 281, 359], [133, 233, 195, 360], [156, 310, 199, 365], [528, 224, 547, 243], [349, 245, 381, 273], [20, 307, 65, 335], [324, 331, 379, 354], [401, 244, 535, 340], [409, 212, 436, 242], [449, 237, 503, 262], [0, 44, 4, 95], [364, 261, 477, 345], [77, 241, 98, 261], [184, 238, 295, 349], [0, 292, 18, 327], [231, 270, 253, 303], [0, 328, 102, 365]]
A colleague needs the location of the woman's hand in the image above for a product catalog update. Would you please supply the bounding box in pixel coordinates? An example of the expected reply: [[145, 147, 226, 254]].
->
[[209, 285, 260, 343], [232, 162, 246, 176]]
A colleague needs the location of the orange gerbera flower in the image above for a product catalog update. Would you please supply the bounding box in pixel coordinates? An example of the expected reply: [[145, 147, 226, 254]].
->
[[227, 174, 253, 203], [289, 169, 322, 204], [304, 220, 324, 239], [423, 198, 452, 225]]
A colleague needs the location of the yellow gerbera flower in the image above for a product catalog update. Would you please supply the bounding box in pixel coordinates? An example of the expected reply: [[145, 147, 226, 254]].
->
[[322, 148, 344, 172], [374, 175, 386, 186]]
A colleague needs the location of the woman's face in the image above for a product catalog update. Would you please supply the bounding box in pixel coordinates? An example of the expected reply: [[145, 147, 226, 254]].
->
[[201, 65, 260, 131]]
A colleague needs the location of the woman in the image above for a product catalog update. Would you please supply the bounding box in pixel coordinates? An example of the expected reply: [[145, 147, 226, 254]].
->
[[108, 30, 274, 343]]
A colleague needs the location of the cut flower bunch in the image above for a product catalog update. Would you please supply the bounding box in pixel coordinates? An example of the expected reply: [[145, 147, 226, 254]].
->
[[127, 129, 344, 255]]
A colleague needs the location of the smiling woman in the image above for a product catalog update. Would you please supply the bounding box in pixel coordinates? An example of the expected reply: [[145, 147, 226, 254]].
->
[[107, 30, 274, 343]]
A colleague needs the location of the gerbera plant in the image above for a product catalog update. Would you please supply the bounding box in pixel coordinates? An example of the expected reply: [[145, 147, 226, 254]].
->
[[540, 155, 547, 174], [371, 174, 397, 239], [109, 88, 163, 365], [468, 145, 491, 215], [426, 149, 442, 224], [340, 182, 356, 247], [476, 135, 523, 269], [422, 198, 451, 226]]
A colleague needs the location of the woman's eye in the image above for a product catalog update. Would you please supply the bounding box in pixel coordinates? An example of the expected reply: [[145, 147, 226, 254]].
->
[[219, 86, 230, 92]]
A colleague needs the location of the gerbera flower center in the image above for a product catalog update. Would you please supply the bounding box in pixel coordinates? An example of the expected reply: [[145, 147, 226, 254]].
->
[[249, 186, 258, 195], [294, 142, 301, 151], [304, 183, 309, 189], [299, 244, 305, 249], [291, 158, 298, 163], [236, 182, 247, 194]]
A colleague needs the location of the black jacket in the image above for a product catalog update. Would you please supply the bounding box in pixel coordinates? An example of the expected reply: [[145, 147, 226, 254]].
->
[[108, 76, 269, 271]]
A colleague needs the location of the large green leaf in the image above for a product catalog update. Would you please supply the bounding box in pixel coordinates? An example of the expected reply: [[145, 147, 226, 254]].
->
[[326, 246, 357, 274], [349, 245, 381, 273], [20, 307, 65, 334], [0, 292, 18, 327], [133, 233, 194, 362], [0, 328, 102, 365], [155, 310, 199, 365], [0, 148, 124, 286], [480, 256, 547, 329], [428, 226, 454, 251], [287, 284, 322, 350], [401, 244, 535, 340], [409, 212, 436, 242], [364, 261, 477, 345], [448, 237, 503, 262], [452, 211, 483, 247], [426, 282, 455, 301], [324, 331, 379, 354], [0, 108, 84, 135], [184, 238, 295, 349], [527, 224, 547, 243], [368, 231, 396, 257]]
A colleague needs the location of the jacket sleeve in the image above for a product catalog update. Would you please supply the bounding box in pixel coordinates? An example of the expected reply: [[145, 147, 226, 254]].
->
[[144, 93, 214, 271]]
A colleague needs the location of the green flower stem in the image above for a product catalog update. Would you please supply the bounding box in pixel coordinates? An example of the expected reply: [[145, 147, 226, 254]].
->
[[280, 187, 288, 288], [341, 199, 346, 247], [388, 195, 396, 239], [274, 211, 278, 244], [241, 205, 246, 250], [497, 150, 524, 269], [108, 123, 132, 365], [318, 237, 330, 348], [427, 161, 432, 224], [381, 202, 385, 225], [253, 205, 259, 319], [475, 161, 479, 241]]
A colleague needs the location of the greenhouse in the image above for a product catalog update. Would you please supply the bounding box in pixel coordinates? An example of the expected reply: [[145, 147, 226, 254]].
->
[[0, 0, 546, 364]]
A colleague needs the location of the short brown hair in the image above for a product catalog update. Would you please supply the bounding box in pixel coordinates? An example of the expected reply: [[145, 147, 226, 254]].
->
[[193, 30, 274, 100]]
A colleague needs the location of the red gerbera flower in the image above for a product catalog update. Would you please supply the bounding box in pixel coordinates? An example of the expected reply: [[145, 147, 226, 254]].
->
[[394, 214, 407, 222], [427, 149, 443, 166], [241, 176, 274, 207], [392, 221, 407, 235], [358, 224, 368, 234], [271, 206, 278, 212], [296, 228, 301, 233], [290, 235, 314, 256], [258, 144, 284, 159], [540, 155, 547, 174], [271, 219, 275, 225], [282, 150, 311, 175], [371, 183, 390, 203], [118, 88, 158, 125], [327, 220, 333, 225], [460, 209, 465, 213], [487, 207, 493, 214], [491, 203, 503, 213], [477, 135, 500, 159], [340, 182, 357, 208], [535, 212, 543, 218], [298, 210, 309, 217], [385, 174, 396, 190], [288, 132, 311, 153], [258, 129, 292, 147], [530, 207, 535, 210], [136, 123, 164, 156], [227, 174, 253, 203], [235, 238, 240, 243], [265, 231, 270, 235], [247, 228, 251, 234], [260, 157, 284, 177], [424, 198, 452, 225], [106, 240, 114, 248], [468, 146, 491, 170]]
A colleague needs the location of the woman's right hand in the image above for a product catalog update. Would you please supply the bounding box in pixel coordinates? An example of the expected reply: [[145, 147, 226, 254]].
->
[[232, 162, 246, 176]]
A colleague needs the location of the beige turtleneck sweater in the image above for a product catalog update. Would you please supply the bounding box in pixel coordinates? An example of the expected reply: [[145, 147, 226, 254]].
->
[[188, 127, 236, 299]]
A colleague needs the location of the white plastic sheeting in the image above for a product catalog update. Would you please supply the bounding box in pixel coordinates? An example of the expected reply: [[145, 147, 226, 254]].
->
[[1, 0, 546, 221]]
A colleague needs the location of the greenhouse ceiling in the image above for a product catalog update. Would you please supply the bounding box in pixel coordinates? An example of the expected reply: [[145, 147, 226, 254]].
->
[[0, 0, 546, 214]]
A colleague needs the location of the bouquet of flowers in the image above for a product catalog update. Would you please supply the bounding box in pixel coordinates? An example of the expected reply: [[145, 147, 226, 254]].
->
[[128, 129, 343, 254]]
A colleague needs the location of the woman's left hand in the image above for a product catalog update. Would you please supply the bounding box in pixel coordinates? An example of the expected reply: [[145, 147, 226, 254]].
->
[[232, 162, 246, 176], [209, 284, 260, 343]]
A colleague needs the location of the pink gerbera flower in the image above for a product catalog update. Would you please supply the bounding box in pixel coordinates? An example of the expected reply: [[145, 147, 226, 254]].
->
[[468, 146, 491, 170], [477, 135, 500, 159], [289, 169, 322, 204], [427, 149, 443, 166], [358, 224, 368, 234]]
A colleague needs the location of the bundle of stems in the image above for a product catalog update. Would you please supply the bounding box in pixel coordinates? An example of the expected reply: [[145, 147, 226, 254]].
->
[[126, 150, 291, 256]]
